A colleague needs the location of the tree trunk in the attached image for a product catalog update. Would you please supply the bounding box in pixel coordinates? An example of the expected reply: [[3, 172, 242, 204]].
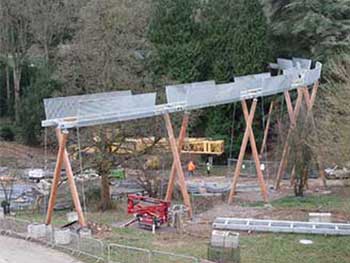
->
[[44, 42, 49, 63], [5, 65, 10, 108], [100, 174, 112, 211], [13, 67, 21, 123]]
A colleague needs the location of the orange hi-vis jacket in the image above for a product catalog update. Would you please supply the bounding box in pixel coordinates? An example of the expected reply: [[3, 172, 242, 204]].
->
[[188, 161, 196, 172]]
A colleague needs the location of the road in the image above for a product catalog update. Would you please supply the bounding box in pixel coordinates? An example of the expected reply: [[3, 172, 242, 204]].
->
[[0, 236, 83, 263]]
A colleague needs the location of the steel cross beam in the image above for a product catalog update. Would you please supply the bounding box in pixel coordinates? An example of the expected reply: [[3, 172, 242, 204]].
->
[[165, 112, 190, 201], [228, 99, 269, 204], [45, 128, 86, 226], [163, 113, 193, 218]]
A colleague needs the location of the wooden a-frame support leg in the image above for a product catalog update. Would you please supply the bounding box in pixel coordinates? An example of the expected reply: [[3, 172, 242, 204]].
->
[[46, 128, 86, 227], [165, 112, 189, 202], [164, 113, 192, 218], [260, 100, 274, 156], [228, 99, 269, 204], [274, 88, 303, 190], [301, 82, 327, 187], [45, 129, 67, 225]]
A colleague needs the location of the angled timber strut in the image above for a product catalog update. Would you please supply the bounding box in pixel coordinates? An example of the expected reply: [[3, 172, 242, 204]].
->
[[42, 57, 323, 225], [228, 99, 269, 204]]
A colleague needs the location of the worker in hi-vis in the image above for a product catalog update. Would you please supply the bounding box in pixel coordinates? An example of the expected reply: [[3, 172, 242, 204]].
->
[[206, 160, 211, 175], [187, 161, 196, 177]]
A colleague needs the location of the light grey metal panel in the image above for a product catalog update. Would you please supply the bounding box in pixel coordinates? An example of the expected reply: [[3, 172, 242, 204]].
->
[[165, 80, 216, 103], [235, 72, 271, 83], [77, 93, 156, 118], [261, 75, 293, 97], [238, 78, 263, 100], [185, 75, 292, 109], [292, 57, 312, 69], [304, 66, 322, 86], [283, 68, 308, 88], [41, 102, 186, 128], [43, 90, 132, 120], [277, 58, 294, 69], [72, 102, 186, 128], [185, 79, 260, 110]]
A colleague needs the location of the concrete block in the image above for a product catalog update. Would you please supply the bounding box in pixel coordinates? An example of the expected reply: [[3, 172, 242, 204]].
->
[[66, 212, 78, 223], [27, 224, 47, 239], [211, 230, 239, 248], [79, 228, 92, 238], [54, 228, 71, 245]]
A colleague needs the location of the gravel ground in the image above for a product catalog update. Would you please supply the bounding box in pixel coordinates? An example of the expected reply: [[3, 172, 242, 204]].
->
[[0, 236, 83, 263]]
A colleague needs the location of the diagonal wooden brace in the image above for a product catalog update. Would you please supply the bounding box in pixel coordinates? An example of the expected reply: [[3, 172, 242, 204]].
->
[[228, 99, 269, 204], [56, 130, 86, 227], [165, 112, 189, 201], [301, 82, 327, 187], [164, 113, 192, 218], [260, 100, 274, 156], [45, 129, 68, 225], [45, 128, 86, 227], [274, 88, 305, 190]]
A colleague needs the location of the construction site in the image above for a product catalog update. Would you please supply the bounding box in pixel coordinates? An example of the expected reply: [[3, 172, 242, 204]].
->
[[1, 1, 350, 262], [1, 56, 350, 263]]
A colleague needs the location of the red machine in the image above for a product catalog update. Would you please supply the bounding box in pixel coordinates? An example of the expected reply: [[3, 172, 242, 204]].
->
[[127, 194, 170, 229]]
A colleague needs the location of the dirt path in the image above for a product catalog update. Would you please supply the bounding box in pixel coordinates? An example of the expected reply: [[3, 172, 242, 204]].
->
[[0, 236, 83, 263]]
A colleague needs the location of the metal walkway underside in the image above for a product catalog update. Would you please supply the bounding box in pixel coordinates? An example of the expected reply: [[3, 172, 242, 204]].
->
[[213, 217, 350, 235]]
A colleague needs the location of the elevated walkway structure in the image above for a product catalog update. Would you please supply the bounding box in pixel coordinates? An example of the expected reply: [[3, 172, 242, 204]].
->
[[42, 57, 323, 226]]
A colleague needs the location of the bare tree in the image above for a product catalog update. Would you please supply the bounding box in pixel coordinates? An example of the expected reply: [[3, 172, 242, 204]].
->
[[26, 0, 88, 62], [288, 104, 314, 196], [313, 55, 350, 167], [56, 0, 151, 96], [0, 0, 33, 122], [0, 170, 17, 214], [74, 116, 165, 211]]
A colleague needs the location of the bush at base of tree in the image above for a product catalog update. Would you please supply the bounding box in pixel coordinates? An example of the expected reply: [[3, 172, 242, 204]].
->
[[0, 125, 15, 141]]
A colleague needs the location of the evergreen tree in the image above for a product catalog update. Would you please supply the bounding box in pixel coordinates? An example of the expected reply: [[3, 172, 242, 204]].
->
[[201, 0, 271, 156], [148, 0, 204, 83], [202, 0, 270, 80], [267, 0, 350, 61], [17, 64, 59, 145]]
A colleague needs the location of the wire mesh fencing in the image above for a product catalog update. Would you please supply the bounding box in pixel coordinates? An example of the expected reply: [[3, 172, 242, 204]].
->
[[0, 217, 105, 262], [151, 250, 200, 263], [0, 216, 203, 263], [107, 244, 200, 263], [108, 244, 151, 263], [227, 158, 279, 180]]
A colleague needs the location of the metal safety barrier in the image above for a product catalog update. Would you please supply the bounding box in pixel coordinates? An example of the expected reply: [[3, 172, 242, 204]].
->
[[0, 216, 202, 263], [213, 217, 350, 235]]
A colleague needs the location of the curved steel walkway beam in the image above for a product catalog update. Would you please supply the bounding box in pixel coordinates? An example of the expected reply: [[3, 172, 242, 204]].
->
[[42, 59, 322, 129]]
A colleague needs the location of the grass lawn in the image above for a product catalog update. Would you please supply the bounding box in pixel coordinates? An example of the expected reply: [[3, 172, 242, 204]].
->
[[242, 187, 350, 213], [104, 227, 350, 263], [14, 187, 350, 262]]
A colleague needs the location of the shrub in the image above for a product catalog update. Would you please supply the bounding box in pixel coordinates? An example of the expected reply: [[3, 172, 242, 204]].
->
[[0, 125, 15, 141]]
